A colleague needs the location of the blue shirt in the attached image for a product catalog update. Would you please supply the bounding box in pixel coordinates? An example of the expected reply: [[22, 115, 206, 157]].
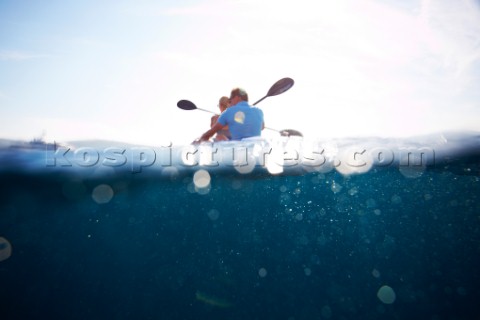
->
[[217, 101, 264, 140]]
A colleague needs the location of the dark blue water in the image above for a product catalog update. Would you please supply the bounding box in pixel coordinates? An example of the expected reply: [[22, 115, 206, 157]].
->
[[0, 134, 479, 320]]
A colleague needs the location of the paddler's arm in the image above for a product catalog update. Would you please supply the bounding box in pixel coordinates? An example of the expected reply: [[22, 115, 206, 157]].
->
[[199, 122, 225, 142], [210, 115, 219, 128]]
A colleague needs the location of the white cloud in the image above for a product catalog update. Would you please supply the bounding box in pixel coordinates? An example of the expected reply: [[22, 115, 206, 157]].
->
[[121, 0, 230, 17], [0, 50, 54, 61], [419, 0, 480, 79]]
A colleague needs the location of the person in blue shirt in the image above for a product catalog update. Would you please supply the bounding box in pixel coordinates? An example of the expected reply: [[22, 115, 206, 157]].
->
[[198, 88, 264, 142]]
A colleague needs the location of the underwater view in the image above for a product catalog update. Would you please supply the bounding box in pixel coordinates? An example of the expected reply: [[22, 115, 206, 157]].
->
[[0, 132, 479, 319]]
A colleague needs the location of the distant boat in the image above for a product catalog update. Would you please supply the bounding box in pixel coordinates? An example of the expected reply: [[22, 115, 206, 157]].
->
[[9, 137, 71, 151]]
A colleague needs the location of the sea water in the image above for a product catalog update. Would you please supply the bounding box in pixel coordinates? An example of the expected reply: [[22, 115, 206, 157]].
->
[[0, 132, 479, 320]]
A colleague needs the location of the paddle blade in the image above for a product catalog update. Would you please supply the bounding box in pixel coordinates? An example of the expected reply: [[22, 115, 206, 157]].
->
[[267, 77, 294, 97], [280, 129, 303, 137], [177, 100, 197, 110]]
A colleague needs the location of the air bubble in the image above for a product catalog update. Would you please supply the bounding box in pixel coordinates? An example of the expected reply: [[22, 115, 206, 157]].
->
[[0, 237, 12, 262], [193, 169, 211, 189], [377, 285, 396, 304], [92, 184, 114, 204], [258, 268, 267, 277]]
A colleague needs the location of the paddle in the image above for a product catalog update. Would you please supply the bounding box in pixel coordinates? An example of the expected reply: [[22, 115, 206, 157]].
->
[[253, 77, 294, 105], [177, 77, 302, 137], [177, 99, 216, 115], [177, 77, 295, 111]]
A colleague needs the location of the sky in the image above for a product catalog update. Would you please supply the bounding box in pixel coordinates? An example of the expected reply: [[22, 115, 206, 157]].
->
[[0, 0, 479, 145]]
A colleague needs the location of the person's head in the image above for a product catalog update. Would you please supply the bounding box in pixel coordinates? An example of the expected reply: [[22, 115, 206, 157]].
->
[[218, 96, 230, 112], [229, 87, 248, 106]]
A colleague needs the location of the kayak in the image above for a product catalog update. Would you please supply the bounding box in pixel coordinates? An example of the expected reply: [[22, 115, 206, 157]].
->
[[3, 132, 477, 179]]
